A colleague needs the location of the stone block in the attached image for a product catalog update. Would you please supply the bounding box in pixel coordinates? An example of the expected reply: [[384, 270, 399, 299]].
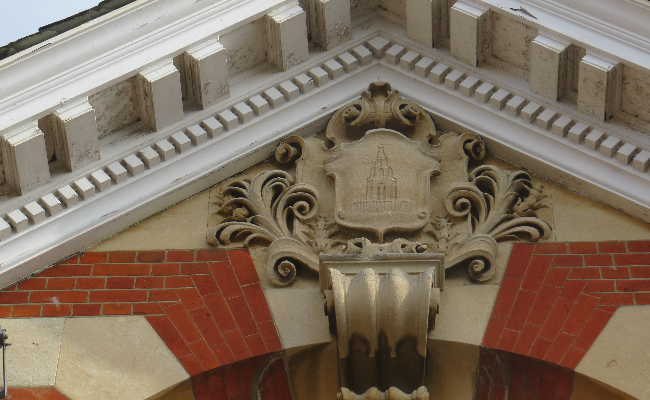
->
[[278, 81, 300, 100], [185, 125, 208, 145], [7, 210, 29, 232], [90, 170, 112, 192], [336, 52, 358, 72], [154, 140, 176, 161], [489, 89, 511, 110], [293, 74, 314, 93], [429, 63, 450, 84], [385, 44, 407, 65], [52, 99, 100, 171], [56, 185, 79, 207], [578, 55, 622, 121], [505, 96, 526, 116], [312, 0, 351, 50], [184, 40, 229, 108], [137, 62, 184, 131], [530, 35, 569, 101], [415, 57, 435, 77], [450, 2, 490, 66], [585, 129, 606, 150], [200, 117, 224, 137], [106, 162, 128, 184], [551, 115, 574, 137], [445, 69, 465, 90], [474, 82, 495, 103], [170, 132, 192, 154], [459, 76, 480, 96], [406, 0, 436, 47], [400, 50, 421, 71], [247, 95, 270, 116], [122, 154, 145, 176], [23, 201, 46, 224], [616, 143, 638, 165], [600, 136, 623, 157], [0, 123, 50, 195], [263, 87, 286, 108], [40, 193, 63, 216], [633, 150, 650, 172], [567, 122, 589, 144], [139, 147, 160, 169], [521, 102, 542, 123], [232, 103, 254, 124], [323, 59, 344, 79], [0, 219, 10, 240], [352, 45, 372, 65], [74, 178, 95, 200], [536, 109, 559, 130], [308, 67, 329, 86], [217, 110, 239, 130], [266, 4, 309, 71], [366, 36, 391, 58]]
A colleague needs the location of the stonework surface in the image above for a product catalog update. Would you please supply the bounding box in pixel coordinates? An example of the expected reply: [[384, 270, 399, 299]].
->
[[4, 387, 70, 400], [0, 249, 282, 377], [483, 241, 650, 370], [191, 355, 291, 400], [474, 348, 574, 400]]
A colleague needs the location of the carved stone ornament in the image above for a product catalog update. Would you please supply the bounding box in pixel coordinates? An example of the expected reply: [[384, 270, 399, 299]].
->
[[212, 81, 551, 285]]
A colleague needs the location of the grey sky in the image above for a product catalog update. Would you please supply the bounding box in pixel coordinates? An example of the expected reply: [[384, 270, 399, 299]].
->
[[0, 0, 100, 46]]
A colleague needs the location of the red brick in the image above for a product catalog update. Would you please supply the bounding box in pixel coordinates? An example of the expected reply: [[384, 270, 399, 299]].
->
[[561, 294, 599, 335], [42, 304, 73, 317], [73, 303, 101, 316], [89, 290, 147, 303], [507, 373, 524, 400], [5, 388, 40, 400], [212, 262, 244, 299], [76, 277, 105, 289], [30, 387, 71, 400], [600, 267, 629, 279], [598, 306, 618, 314], [46, 278, 75, 290], [192, 274, 220, 296], [190, 307, 225, 348], [617, 279, 650, 292], [492, 277, 521, 319], [258, 320, 282, 352], [505, 289, 537, 332], [106, 277, 135, 289], [568, 267, 600, 280], [189, 339, 220, 371], [245, 333, 267, 356], [491, 385, 506, 400], [17, 278, 46, 290], [179, 354, 205, 376], [135, 276, 164, 289], [165, 276, 195, 288], [228, 250, 261, 285], [137, 251, 166, 263], [528, 337, 553, 360], [497, 329, 519, 352], [168, 251, 195, 262], [224, 330, 252, 361], [12, 304, 41, 317], [133, 302, 164, 315], [204, 291, 238, 333], [583, 280, 615, 293], [80, 252, 107, 264], [228, 295, 258, 336], [0, 306, 11, 317], [197, 250, 229, 262], [58, 255, 80, 264], [213, 342, 236, 366], [535, 243, 567, 254], [103, 303, 132, 315], [539, 379, 557, 399], [482, 317, 507, 348], [149, 289, 179, 302], [207, 370, 225, 390], [558, 280, 587, 301], [573, 308, 613, 350], [37, 264, 92, 277], [503, 244, 535, 280], [191, 374, 210, 400], [627, 241, 650, 252], [262, 386, 277, 400], [635, 293, 650, 305], [30, 290, 88, 303], [223, 365, 243, 398], [539, 297, 572, 340], [272, 367, 292, 400], [176, 288, 205, 311], [568, 242, 597, 254], [165, 303, 203, 343], [615, 253, 650, 266], [93, 263, 150, 276], [146, 315, 192, 358], [4, 285, 17, 291], [630, 266, 650, 278], [513, 323, 542, 356], [180, 262, 211, 275], [521, 255, 553, 292], [108, 251, 137, 263], [243, 284, 273, 323], [475, 368, 491, 400], [561, 347, 586, 370], [599, 293, 634, 306], [527, 284, 561, 326], [551, 255, 583, 267], [599, 241, 626, 253], [555, 368, 575, 400], [0, 292, 28, 304], [544, 268, 571, 288], [584, 254, 613, 267], [524, 361, 542, 392], [152, 263, 180, 276]]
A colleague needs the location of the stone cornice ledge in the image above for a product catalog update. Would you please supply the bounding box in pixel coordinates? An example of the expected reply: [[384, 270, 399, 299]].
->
[[1, 33, 650, 289]]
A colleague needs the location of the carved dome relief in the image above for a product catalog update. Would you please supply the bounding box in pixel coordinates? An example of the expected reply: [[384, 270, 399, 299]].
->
[[210, 82, 551, 286]]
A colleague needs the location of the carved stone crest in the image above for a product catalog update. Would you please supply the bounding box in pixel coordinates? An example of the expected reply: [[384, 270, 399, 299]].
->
[[211, 81, 551, 285]]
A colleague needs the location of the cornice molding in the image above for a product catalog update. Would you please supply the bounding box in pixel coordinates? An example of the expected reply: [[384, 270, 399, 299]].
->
[[2, 30, 650, 289]]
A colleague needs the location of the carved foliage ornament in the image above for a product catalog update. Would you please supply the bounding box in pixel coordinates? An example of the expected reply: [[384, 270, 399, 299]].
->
[[213, 82, 551, 285]]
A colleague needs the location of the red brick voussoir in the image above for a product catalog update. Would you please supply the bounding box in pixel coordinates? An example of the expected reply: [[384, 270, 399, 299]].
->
[[0, 249, 283, 377], [483, 241, 650, 370]]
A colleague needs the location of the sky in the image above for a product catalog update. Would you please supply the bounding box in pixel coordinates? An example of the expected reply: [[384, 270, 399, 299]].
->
[[0, 0, 100, 46]]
